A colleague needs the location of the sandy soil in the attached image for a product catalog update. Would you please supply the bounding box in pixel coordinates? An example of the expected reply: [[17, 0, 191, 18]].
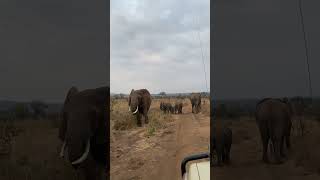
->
[[212, 117, 320, 180], [110, 99, 210, 180]]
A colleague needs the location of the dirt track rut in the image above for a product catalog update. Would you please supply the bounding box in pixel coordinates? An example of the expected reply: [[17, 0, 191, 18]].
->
[[110, 112, 210, 180]]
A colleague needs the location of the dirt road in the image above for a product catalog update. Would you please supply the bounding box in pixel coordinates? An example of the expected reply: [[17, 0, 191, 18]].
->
[[110, 105, 210, 180], [212, 117, 320, 180]]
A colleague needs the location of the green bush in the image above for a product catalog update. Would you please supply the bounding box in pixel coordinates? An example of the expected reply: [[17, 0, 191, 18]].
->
[[13, 103, 31, 120]]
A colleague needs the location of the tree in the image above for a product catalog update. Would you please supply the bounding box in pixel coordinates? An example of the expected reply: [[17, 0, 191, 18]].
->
[[159, 92, 166, 99], [13, 103, 30, 119], [30, 100, 48, 120]]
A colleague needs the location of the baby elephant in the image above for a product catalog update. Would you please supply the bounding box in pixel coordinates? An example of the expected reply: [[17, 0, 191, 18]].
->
[[211, 126, 232, 166]]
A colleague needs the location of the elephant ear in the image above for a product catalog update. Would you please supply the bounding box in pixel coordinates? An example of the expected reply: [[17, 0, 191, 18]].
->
[[128, 89, 134, 106], [130, 89, 134, 94], [58, 86, 78, 141]]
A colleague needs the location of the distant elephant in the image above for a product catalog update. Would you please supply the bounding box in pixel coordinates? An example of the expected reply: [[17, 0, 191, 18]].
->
[[168, 104, 175, 114], [174, 102, 183, 114], [59, 86, 108, 180], [212, 125, 232, 166], [160, 102, 168, 113], [289, 96, 305, 136], [190, 93, 201, 114], [160, 102, 164, 112], [255, 98, 292, 164], [128, 89, 152, 127], [160, 102, 172, 114]]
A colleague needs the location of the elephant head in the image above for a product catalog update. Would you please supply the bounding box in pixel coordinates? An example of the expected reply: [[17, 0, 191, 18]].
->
[[59, 86, 108, 180], [128, 89, 140, 114]]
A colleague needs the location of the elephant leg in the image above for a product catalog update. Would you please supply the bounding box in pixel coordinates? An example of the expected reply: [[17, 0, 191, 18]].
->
[[260, 129, 269, 163], [285, 134, 291, 149], [136, 113, 142, 127], [221, 145, 225, 163], [299, 118, 304, 136], [144, 113, 149, 124], [280, 136, 285, 158], [216, 144, 223, 166], [217, 151, 223, 166], [273, 139, 282, 164], [225, 143, 231, 163]]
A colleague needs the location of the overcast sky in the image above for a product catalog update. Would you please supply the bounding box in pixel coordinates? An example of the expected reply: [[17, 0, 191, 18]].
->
[[213, 0, 320, 99], [110, 0, 210, 94], [0, 0, 107, 102]]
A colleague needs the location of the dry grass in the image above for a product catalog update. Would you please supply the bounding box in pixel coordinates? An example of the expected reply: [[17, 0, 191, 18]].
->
[[214, 116, 320, 178], [111, 97, 210, 138], [0, 118, 77, 180], [110, 98, 176, 135]]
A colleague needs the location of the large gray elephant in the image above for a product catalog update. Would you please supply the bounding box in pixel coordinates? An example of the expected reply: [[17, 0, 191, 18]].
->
[[128, 89, 152, 127], [255, 98, 292, 164], [211, 125, 232, 166], [59, 86, 108, 180], [190, 93, 201, 114]]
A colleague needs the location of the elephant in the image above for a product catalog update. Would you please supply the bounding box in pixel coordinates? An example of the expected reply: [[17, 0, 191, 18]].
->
[[168, 104, 174, 114], [160, 102, 174, 114], [160, 102, 164, 112], [160, 102, 168, 113], [288, 96, 306, 136], [128, 89, 152, 127], [190, 93, 201, 114], [211, 125, 232, 166], [174, 102, 183, 114], [255, 98, 292, 164], [59, 86, 109, 180]]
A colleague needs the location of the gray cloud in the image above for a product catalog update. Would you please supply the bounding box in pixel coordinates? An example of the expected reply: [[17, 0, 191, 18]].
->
[[0, 0, 107, 102], [213, 0, 320, 99], [111, 0, 210, 94]]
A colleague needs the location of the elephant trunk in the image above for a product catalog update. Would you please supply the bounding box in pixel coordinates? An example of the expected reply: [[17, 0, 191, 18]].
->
[[59, 139, 91, 165], [71, 139, 90, 165]]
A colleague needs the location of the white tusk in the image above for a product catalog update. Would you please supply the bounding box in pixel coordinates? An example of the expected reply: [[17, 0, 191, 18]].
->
[[132, 106, 138, 114], [60, 141, 66, 158], [71, 139, 90, 165]]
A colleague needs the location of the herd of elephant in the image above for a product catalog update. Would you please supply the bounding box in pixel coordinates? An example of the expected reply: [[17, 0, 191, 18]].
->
[[56, 85, 305, 179], [160, 101, 183, 114], [212, 97, 303, 166], [127, 89, 203, 127], [57, 87, 204, 180]]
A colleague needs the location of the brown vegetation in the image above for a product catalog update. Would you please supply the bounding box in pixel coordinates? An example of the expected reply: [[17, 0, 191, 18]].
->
[[110, 97, 210, 180], [0, 117, 78, 180], [213, 116, 320, 179]]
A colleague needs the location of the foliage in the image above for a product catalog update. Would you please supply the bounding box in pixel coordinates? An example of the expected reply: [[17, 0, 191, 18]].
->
[[13, 103, 31, 119]]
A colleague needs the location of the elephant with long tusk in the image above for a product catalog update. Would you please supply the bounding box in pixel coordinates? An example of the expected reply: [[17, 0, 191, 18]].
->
[[59, 86, 109, 180], [128, 89, 152, 127]]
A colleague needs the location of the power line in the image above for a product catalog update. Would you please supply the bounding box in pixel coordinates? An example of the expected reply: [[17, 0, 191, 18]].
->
[[193, 16, 209, 93], [298, 0, 313, 103]]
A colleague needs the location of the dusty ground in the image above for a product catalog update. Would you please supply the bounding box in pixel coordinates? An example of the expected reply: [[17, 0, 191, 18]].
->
[[212, 116, 320, 180], [110, 98, 210, 180], [0, 119, 78, 180]]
